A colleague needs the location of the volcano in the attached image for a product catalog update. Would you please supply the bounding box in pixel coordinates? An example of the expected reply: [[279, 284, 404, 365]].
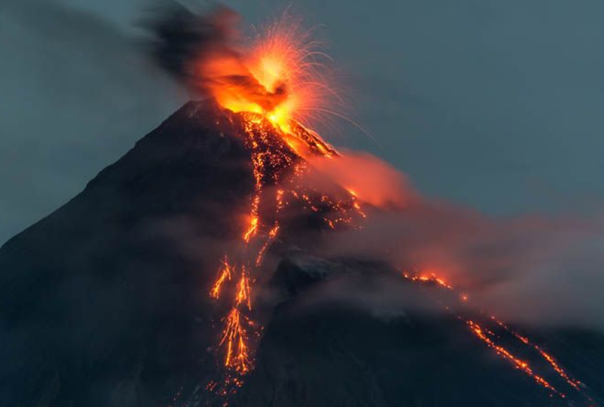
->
[[0, 101, 603, 407]]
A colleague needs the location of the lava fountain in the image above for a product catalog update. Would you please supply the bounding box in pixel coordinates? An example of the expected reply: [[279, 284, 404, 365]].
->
[[195, 11, 364, 398]]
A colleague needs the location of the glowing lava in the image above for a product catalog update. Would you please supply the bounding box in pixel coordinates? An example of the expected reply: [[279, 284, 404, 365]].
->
[[202, 13, 366, 400], [402, 270, 593, 405], [465, 320, 562, 396], [206, 14, 334, 134], [200, 9, 594, 407], [209, 257, 233, 300]]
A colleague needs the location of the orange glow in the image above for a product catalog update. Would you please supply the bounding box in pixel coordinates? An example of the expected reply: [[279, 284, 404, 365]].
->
[[466, 320, 563, 397], [492, 318, 583, 391], [220, 308, 252, 375], [402, 268, 593, 402], [203, 12, 369, 401], [210, 257, 233, 299], [235, 268, 252, 311], [403, 271, 453, 290], [243, 215, 259, 242], [210, 113, 365, 392], [196, 10, 345, 166], [199, 9, 592, 402], [201, 12, 335, 135]]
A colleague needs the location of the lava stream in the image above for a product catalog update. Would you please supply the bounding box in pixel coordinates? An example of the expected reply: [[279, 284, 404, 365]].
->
[[402, 271, 594, 405]]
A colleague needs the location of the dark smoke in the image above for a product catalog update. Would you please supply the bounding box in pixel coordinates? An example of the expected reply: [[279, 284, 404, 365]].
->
[[141, 3, 288, 110], [142, 4, 239, 86]]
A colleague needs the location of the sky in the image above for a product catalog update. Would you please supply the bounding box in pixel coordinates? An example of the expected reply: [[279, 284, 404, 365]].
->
[[2, 0, 604, 244]]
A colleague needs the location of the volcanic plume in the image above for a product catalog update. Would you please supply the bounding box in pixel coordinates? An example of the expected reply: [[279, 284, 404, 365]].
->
[[1, 4, 603, 407]]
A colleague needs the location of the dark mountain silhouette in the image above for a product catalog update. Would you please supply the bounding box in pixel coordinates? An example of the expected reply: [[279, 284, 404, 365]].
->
[[0, 101, 602, 407]]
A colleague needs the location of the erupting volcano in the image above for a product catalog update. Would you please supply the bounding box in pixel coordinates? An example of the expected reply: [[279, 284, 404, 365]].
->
[[1, 5, 603, 407], [185, 13, 366, 396], [151, 8, 600, 406]]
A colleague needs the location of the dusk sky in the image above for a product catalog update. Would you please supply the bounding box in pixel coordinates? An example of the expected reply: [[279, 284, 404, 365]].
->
[[2, 0, 604, 244], [3, 2, 604, 405]]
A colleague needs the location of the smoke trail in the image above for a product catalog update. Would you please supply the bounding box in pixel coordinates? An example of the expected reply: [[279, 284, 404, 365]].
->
[[301, 149, 604, 329]]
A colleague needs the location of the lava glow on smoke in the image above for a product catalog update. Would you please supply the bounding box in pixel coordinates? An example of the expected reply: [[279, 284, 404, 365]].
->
[[199, 12, 335, 139], [402, 271, 595, 405]]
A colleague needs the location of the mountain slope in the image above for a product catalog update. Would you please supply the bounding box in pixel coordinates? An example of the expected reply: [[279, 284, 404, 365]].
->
[[0, 100, 256, 407], [0, 101, 602, 407]]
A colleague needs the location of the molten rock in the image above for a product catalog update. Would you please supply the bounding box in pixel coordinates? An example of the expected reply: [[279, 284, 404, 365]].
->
[[0, 102, 602, 407]]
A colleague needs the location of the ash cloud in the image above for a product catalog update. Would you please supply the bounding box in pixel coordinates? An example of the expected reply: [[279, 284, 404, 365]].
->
[[305, 150, 604, 330], [141, 3, 287, 110], [142, 3, 239, 88]]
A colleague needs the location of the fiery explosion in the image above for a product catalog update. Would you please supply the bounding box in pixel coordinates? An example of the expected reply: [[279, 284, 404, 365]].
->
[[192, 10, 338, 147]]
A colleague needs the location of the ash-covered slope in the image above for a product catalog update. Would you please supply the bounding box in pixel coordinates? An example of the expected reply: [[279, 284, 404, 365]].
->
[[0, 101, 602, 407], [0, 100, 258, 407]]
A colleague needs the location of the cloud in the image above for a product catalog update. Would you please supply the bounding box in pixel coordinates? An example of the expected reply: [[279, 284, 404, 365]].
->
[[303, 150, 417, 209], [312, 150, 604, 329]]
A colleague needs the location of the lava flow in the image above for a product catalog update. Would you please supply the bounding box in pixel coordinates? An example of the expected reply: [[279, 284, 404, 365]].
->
[[195, 9, 595, 407], [202, 13, 364, 398], [402, 271, 595, 405]]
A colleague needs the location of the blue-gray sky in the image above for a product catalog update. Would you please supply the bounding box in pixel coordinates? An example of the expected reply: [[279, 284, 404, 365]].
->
[[2, 0, 604, 244]]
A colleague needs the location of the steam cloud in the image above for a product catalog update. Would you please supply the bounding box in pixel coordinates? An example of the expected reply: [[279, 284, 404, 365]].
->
[[303, 150, 604, 329], [305, 151, 416, 209]]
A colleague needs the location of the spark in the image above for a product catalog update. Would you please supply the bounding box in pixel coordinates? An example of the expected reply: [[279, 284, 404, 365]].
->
[[219, 308, 252, 375], [402, 268, 593, 403], [466, 320, 563, 397], [235, 268, 252, 311], [210, 258, 233, 299], [492, 318, 583, 392], [200, 9, 367, 401], [403, 271, 453, 290]]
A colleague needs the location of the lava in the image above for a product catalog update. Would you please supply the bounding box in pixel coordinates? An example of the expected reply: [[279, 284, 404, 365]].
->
[[219, 308, 252, 375], [197, 8, 594, 407], [202, 13, 365, 399], [466, 320, 562, 397], [209, 113, 363, 392], [199, 11, 338, 139], [402, 270, 594, 405], [235, 268, 251, 311], [493, 318, 584, 392], [210, 257, 233, 300], [403, 271, 453, 290]]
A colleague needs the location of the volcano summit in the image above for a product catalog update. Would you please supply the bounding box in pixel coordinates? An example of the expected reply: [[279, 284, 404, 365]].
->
[[0, 100, 603, 407]]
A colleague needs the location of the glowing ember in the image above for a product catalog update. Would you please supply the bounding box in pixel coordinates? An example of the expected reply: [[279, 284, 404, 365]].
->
[[219, 308, 252, 375], [199, 8, 593, 406], [210, 257, 233, 299], [402, 269, 594, 404], [493, 318, 584, 392], [235, 268, 252, 311], [466, 320, 563, 397], [203, 13, 366, 400], [204, 13, 336, 134], [403, 271, 453, 290]]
